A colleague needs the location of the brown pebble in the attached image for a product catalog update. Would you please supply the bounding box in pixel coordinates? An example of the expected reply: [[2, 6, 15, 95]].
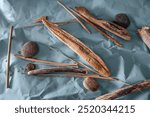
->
[[25, 63, 36, 72], [21, 41, 39, 58], [83, 77, 100, 91]]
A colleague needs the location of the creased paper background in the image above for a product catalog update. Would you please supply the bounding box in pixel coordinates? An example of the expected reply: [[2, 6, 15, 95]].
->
[[0, 0, 150, 100]]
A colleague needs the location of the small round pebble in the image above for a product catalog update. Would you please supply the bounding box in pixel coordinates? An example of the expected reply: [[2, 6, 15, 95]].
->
[[25, 63, 36, 72], [21, 41, 39, 58], [114, 13, 130, 28], [83, 77, 100, 91]]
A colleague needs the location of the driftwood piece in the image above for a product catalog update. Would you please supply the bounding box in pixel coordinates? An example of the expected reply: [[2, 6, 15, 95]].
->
[[28, 68, 88, 75], [96, 80, 150, 100], [138, 27, 150, 49], [35, 17, 111, 77], [6, 26, 13, 88], [15, 55, 78, 67], [69, 8, 123, 47], [57, 1, 91, 33], [74, 7, 131, 40]]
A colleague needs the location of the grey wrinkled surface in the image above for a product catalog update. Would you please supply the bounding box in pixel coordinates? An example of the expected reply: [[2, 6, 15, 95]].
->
[[0, 0, 150, 100]]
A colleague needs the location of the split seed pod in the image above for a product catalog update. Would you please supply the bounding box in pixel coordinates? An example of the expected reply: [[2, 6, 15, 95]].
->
[[21, 41, 39, 58], [35, 17, 111, 77], [83, 77, 100, 91]]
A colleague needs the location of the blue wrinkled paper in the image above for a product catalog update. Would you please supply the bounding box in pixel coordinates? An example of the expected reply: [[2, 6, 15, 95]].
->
[[0, 0, 150, 100]]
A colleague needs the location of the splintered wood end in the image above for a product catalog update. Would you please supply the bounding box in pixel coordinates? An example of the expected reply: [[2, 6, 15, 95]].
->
[[138, 26, 150, 49], [35, 16, 48, 22]]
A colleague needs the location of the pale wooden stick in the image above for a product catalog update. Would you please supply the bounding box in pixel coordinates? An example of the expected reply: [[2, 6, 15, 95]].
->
[[15, 55, 78, 67], [96, 80, 150, 100], [6, 26, 13, 88], [57, 1, 91, 33], [70, 8, 123, 47]]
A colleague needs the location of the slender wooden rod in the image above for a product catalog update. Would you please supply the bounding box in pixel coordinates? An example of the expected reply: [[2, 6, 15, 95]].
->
[[6, 26, 13, 88]]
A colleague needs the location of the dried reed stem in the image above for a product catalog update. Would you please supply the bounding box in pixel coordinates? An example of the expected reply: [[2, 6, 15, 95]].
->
[[15, 55, 78, 67], [21, 19, 77, 28], [6, 26, 13, 88]]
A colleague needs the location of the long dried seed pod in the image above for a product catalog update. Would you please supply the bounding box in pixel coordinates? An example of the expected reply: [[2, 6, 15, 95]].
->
[[96, 80, 150, 100], [74, 6, 131, 40], [28, 68, 88, 75], [69, 8, 123, 47], [138, 27, 150, 49], [35, 17, 111, 77]]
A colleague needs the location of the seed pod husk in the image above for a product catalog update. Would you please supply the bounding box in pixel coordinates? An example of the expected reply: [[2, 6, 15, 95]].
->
[[35, 17, 111, 77], [96, 79, 150, 100], [83, 77, 100, 91], [21, 41, 39, 58], [74, 6, 131, 40]]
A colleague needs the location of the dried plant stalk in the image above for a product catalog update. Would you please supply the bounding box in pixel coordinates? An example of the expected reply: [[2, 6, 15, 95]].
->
[[6, 26, 13, 88], [30, 72, 114, 80], [21, 19, 77, 28], [15, 55, 78, 67], [138, 27, 150, 49], [28, 68, 88, 75], [74, 7, 131, 40], [35, 17, 111, 77], [57, 1, 91, 33], [96, 80, 150, 100], [69, 8, 123, 47]]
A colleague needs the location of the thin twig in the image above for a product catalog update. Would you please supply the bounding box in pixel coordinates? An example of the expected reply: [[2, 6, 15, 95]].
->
[[96, 80, 150, 100], [31, 73, 115, 80], [20, 19, 77, 28], [6, 26, 13, 88], [70, 8, 123, 47], [15, 55, 78, 67], [57, 0, 91, 33]]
